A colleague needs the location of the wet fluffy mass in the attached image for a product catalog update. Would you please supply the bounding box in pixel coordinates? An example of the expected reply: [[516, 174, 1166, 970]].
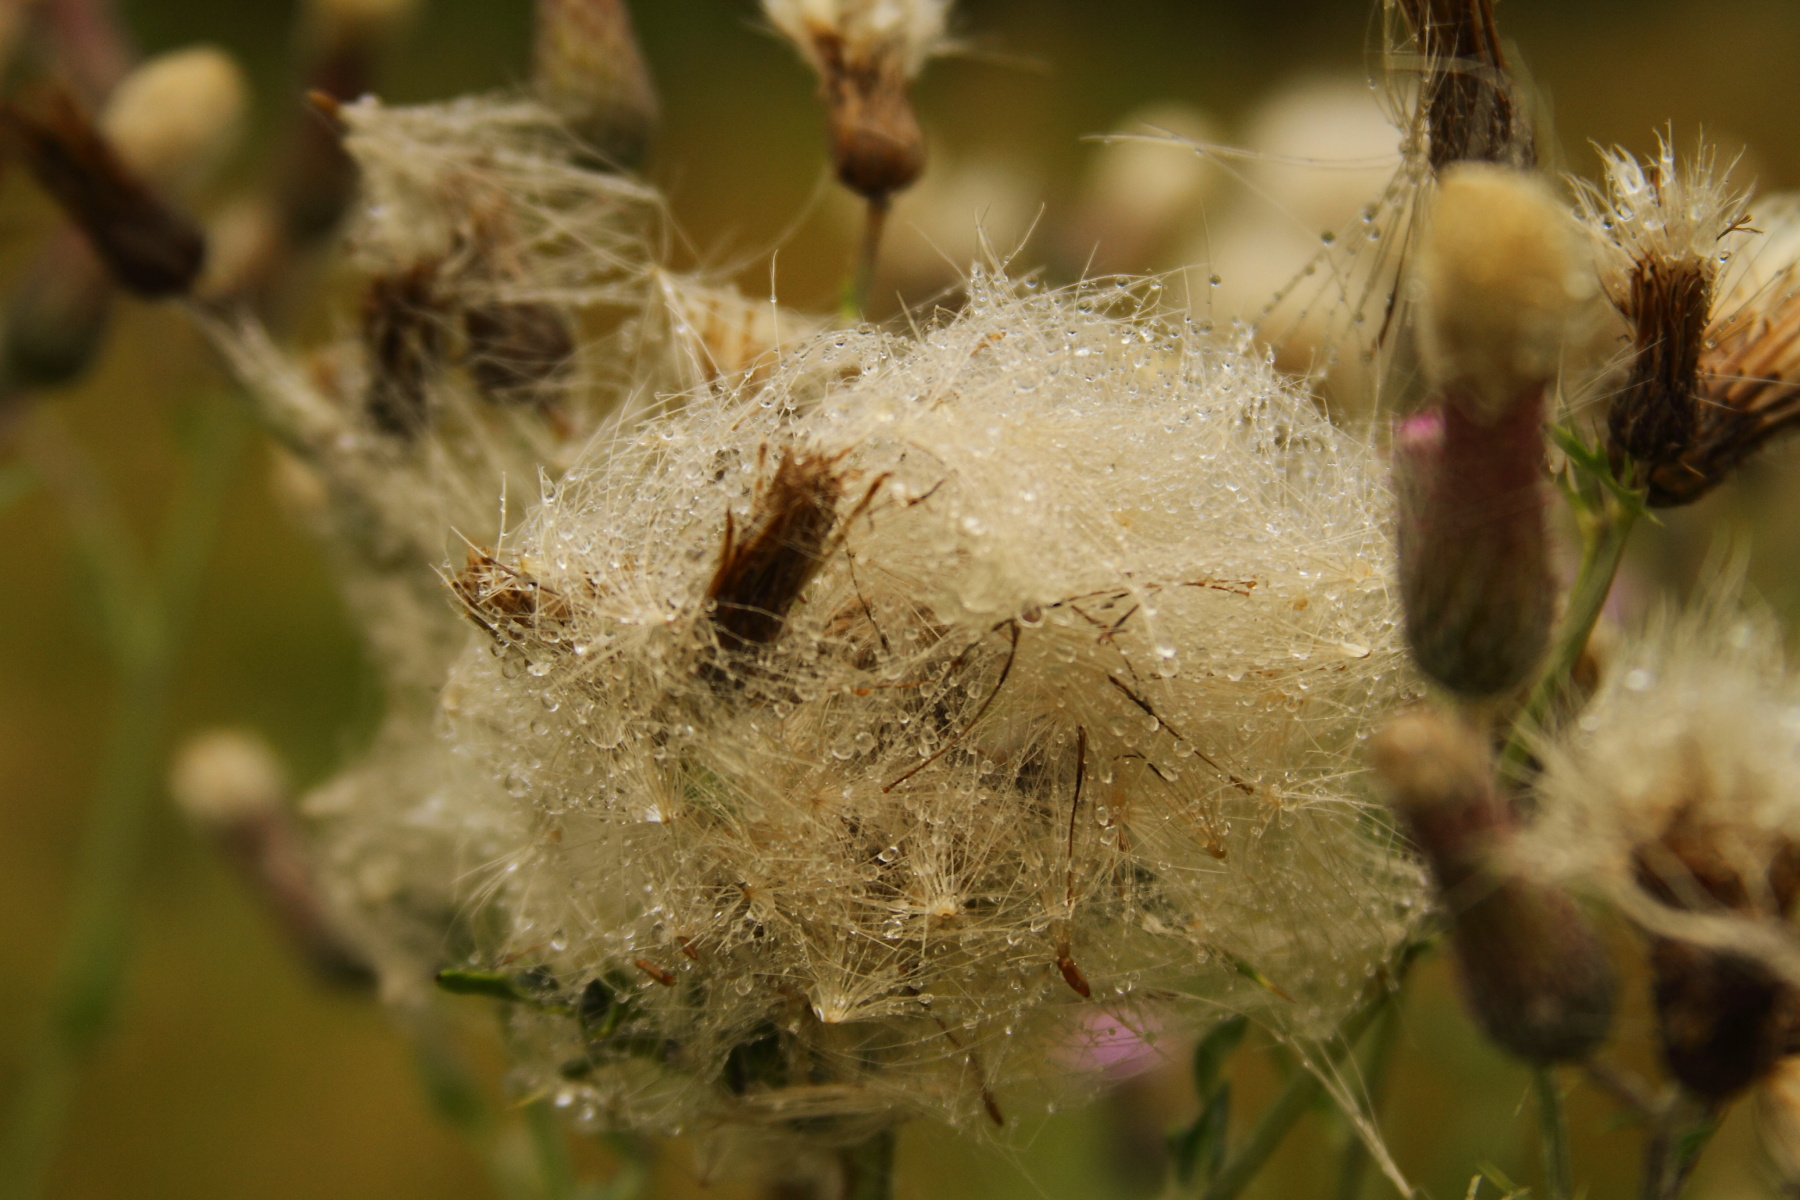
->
[[417, 275, 1422, 1136]]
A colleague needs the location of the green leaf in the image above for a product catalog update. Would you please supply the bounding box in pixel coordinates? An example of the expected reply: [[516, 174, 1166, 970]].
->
[[1191, 1014, 1248, 1094], [1168, 1083, 1231, 1186], [1476, 1162, 1531, 1199], [435, 967, 567, 1012]]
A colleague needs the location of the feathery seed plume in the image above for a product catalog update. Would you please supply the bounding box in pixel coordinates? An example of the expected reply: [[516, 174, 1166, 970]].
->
[[1529, 600, 1800, 1099]]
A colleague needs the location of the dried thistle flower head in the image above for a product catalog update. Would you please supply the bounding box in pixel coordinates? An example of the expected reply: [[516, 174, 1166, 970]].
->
[[369, 274, 1428, 1143], [1575, 137, 1753, 484], [763, 0, 951, 201], [1528, 598, 1800, 1098], [1390, 0, 1534, 172], [534, 0, 660, 168]]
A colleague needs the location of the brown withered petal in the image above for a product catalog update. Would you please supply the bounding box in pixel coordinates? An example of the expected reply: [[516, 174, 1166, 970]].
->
[[811, 31, 927, 202], [706, 449, 845, 656], [361, 261, 451, 439], [1610, 256, 1710, 474], [1396, 0, 1535, 173], [1647, 291, 1800, 506], [462, 300, 576, 407], [4, 87, 206, 298]]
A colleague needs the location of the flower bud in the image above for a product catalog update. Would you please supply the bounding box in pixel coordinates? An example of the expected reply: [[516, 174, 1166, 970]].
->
[[1417, 165, 1595, 420], [4, 85, 206, 298], [1373, 710, 1617, 1062], [1393, 401, 1552, 698], [1397, 165, 1593, 698], [100, 45, 249, 200], [1, 226, 114, 389], [534, 0, 659, 168], [170, 730, 372, 987]]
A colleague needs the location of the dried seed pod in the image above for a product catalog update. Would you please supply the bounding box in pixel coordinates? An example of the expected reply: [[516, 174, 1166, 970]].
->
[[763, 0, 949, 203], [1635, 810, 1800, 1101], [1373, 709, 1616, 1062], [4, 85, 207, 298], [534, 0, 659, 168], [705, 449, 846, 658], [360, 261, 451, 439]]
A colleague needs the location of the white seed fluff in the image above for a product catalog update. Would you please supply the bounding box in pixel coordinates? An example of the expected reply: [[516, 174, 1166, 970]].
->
[[420, 274, 1423, 1139]]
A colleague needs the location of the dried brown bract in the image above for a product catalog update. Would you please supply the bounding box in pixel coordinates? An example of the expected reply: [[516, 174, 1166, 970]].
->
[[707, 449, 849, 656], [360, 260, 451, 438], [810, 29, 926, 202], [1394, 0, 1534, 173], [1613, 247, 1711, 474], [4, 85, 206, 298], [450, 547, 576, 645]]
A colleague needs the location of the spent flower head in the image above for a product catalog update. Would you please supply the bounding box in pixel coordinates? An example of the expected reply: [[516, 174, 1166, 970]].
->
[[310, 270, 1428, 1143]]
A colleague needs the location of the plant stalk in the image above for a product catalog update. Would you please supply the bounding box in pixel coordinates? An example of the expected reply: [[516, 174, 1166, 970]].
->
[[1534, 1068, 1572, 1200], [841, 1127, 897, 1200], [0, 399, 243, 1200], [1500, 490, 1638, 785], [841, 196, 891, 323]]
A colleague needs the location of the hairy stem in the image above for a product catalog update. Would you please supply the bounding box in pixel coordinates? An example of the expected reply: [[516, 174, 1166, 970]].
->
[[0, 398, 243, 1199], [1534, 1068, 1573, 1200]]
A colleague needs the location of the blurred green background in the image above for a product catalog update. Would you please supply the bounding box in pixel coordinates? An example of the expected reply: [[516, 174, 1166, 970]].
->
[[5, 0, 1800, 1196]]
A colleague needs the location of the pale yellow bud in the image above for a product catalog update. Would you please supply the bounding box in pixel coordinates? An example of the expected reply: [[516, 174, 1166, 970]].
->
[[100, 45, 249, 200], [1418, 163, 1597, 420], [169, 729, 288, 828]]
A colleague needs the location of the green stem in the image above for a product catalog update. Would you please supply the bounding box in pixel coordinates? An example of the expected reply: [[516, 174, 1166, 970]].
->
[[1200, 972, 1405, 1200], [1330, 985, 1406, 1200], [1534, 1068, 1572, 1200], [839, 196, 891, 324], [0, 400, 243, 1200], [841, 1127, 897, 1200], [1641, 1098, 1717, 1200], [1500, 493, 1638, 785], [525, 1100, 577, 1200]]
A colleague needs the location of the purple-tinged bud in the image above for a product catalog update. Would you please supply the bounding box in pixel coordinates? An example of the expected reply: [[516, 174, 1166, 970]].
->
[[2, 225, 114, 389], [1373, 710, 1617, 1062], [1397, 164, 1596, 698], [1394, 398, 1553, 698], [170, 730, 372, 987]]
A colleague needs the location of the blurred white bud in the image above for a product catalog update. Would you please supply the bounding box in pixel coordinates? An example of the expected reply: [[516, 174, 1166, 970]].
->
[[169, 728, 288, 828], [101, 45, 249, 200]]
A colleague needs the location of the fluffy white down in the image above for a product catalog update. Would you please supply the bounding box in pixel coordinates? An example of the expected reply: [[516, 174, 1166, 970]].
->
[[412, 275, 1423, 1138]]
